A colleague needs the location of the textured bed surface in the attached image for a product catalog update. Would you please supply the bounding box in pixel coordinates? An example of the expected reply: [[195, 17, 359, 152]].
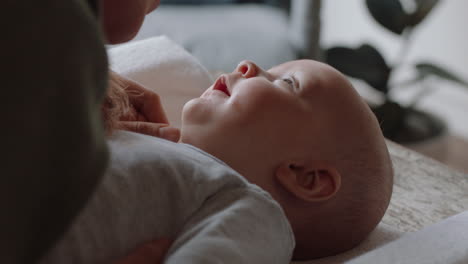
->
[[384, 141, 468, 232]]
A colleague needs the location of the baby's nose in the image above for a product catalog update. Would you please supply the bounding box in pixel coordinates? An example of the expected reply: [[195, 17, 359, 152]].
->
[[235, 60, 259, 78]]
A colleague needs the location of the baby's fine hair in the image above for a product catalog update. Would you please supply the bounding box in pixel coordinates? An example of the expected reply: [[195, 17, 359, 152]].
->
[[336, 143, 394, 237], [294, 138, 393, 260]]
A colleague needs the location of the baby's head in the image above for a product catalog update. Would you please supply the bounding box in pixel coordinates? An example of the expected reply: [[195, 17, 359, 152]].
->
[[181, 60, 393, 260]]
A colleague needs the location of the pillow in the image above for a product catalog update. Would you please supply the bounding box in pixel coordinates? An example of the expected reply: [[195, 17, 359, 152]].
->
[[108, 36, 213, 128]]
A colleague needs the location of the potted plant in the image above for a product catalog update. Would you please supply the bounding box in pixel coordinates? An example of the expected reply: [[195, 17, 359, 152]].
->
[[324, 0, 468, 145]]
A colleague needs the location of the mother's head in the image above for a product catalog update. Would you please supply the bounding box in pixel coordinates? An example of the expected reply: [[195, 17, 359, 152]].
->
[[101, 0, 160, 43]]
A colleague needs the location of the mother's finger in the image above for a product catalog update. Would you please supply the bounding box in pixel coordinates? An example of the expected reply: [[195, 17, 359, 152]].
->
[[124, 79, 170, 124], [118, 121, 180, 142]]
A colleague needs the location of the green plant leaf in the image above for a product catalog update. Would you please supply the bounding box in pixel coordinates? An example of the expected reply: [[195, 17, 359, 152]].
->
[[416, 62, 468, 88], [372, 100, 407, 139], [366, 0, 409, 34], [408, 0, 440, 26], [325, 44, 391, 93]]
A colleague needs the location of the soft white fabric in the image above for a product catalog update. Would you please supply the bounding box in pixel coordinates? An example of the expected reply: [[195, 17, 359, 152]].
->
[[108, 36, 213, 128], [346, 211, 468, 264], [41, 131, 295, 264]]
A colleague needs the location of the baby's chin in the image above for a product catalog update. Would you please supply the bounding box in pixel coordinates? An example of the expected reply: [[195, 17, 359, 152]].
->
[[181, 99, 201, 127], [179, 100, 208, 144]]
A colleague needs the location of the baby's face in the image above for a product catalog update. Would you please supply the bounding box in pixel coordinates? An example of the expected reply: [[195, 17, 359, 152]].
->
[[180, 60, 364, 172]]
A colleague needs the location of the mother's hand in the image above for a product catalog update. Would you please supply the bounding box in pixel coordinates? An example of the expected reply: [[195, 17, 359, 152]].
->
[[114, 238, 172, 264], [115, 74, 180, 142]]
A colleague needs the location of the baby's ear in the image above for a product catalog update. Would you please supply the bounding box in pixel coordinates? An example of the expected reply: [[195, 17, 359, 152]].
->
[[275, 160, 341, 202]]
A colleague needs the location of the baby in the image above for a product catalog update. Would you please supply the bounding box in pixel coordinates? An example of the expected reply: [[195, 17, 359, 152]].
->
[[42, 60, 393, 263], [181, 60, 393, 259]]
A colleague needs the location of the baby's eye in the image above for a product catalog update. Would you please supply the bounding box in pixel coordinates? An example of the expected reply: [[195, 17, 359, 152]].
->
[[276, 76, 297, 92], [282, 78, 294, 87]]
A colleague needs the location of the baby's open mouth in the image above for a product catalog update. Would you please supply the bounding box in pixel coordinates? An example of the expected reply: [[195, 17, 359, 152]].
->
[[213, 75, 230, 96]]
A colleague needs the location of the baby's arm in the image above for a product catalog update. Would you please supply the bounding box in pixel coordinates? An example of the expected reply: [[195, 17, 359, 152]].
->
[[165, 188, 295, 264]]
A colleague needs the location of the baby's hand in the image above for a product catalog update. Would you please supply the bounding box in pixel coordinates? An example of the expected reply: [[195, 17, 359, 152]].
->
[[106, 72, 180, 142], [113, 238, 173, 264]]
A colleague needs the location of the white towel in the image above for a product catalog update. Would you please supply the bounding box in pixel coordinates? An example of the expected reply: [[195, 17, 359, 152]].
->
[[108, 36, 213, 128]]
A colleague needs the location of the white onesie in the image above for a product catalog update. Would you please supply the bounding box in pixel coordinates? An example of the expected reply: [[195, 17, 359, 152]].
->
[[41, 131, 295, 264]]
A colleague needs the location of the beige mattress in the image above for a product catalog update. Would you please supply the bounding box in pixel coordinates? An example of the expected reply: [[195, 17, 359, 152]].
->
[[384, 141, 468, 232]]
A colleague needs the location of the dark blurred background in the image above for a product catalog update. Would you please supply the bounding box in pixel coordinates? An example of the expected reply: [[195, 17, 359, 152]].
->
[[133, 0, 321, 72]]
